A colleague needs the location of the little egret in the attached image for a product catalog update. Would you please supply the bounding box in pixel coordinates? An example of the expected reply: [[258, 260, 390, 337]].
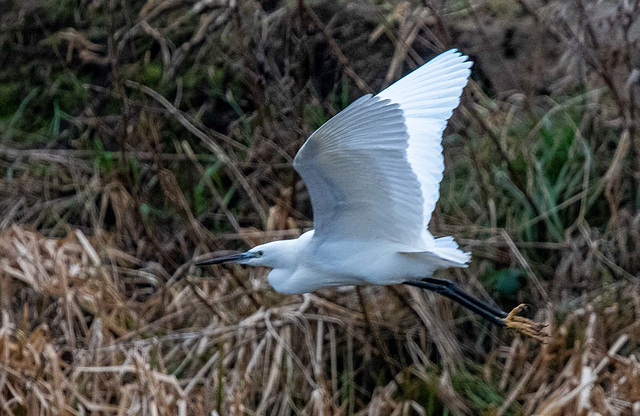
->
[[197, 49, 545, 339]]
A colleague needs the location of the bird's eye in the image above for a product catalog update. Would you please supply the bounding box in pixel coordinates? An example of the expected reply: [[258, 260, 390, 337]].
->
[[257, 250, 264, 257]]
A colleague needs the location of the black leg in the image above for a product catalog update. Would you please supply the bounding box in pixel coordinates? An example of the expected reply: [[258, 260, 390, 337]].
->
[[421, 277, 508, 318], [404, 278, 507, 326]]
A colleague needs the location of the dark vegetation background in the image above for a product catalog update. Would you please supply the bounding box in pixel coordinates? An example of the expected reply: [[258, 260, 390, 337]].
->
[[1, 0, 640, 414]]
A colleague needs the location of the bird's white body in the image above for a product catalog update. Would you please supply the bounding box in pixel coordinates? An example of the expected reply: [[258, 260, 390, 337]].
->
[[223, 49, 475, 294], [260, 230, 467, 294]]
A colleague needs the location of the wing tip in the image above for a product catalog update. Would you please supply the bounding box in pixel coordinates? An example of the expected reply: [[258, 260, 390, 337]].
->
[[439, 48, 473, 69]]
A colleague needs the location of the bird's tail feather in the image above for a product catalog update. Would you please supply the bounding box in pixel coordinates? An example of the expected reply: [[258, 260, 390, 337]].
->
[[398, 236, 471, 267], [431, 236, 471, 266]]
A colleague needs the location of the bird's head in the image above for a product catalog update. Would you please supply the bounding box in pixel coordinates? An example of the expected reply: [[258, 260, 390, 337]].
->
[[195, 239, 298, 270]]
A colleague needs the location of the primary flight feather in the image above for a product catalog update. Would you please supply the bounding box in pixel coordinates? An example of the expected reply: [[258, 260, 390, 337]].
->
[[196, 49, 547, 339]]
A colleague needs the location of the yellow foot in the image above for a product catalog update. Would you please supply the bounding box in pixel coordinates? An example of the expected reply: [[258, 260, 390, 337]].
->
[[503, 304, 549, 343]]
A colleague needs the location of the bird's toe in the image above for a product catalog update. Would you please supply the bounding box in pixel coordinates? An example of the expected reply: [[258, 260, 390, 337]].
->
[[503, 304, 549, 343]]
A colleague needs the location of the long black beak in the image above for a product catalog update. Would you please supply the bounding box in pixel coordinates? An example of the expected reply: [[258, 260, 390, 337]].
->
[[195, 251, 257, 266]]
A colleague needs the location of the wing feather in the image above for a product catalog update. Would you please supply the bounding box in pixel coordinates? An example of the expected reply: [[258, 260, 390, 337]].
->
[[377, 49, 472, 235], [293, 95, 427, 246], [293, 49, 471, 253]]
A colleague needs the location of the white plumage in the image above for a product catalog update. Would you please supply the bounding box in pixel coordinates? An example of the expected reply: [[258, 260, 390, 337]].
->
[[294, 49, 472, 266], [200, 49, 472, 293], [379, 49, 473, 235]]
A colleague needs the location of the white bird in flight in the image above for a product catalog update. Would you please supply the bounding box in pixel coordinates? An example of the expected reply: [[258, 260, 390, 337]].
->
[[197, 50, 545, 339]]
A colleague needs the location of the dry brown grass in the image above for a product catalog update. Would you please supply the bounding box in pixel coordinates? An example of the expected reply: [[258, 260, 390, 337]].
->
[[0, 226, 639, 414]]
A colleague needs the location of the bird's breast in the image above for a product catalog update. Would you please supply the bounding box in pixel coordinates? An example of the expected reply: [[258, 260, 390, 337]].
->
[[267, 263, 363, 294]]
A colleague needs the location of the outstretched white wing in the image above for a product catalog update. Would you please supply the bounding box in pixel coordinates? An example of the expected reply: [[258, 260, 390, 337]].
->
[[294, 94, 425, 245], [377, 49, 472, 233], [293, 49, 471, 249]]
